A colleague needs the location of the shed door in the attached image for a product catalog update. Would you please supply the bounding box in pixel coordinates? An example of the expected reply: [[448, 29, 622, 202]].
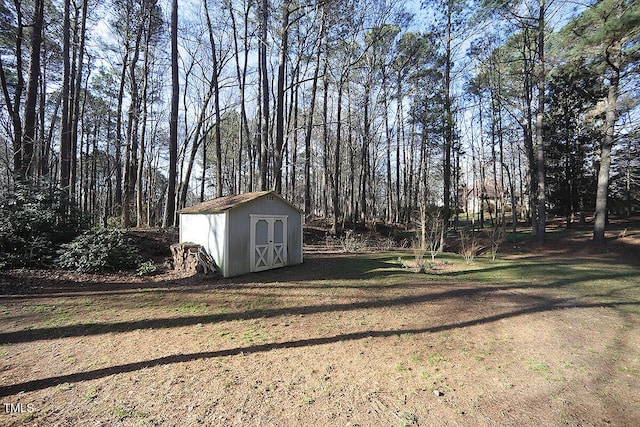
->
[[250, 215, 288, 272]]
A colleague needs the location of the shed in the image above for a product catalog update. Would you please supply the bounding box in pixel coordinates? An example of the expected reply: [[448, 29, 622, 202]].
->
[[179, 191, 304, 277]]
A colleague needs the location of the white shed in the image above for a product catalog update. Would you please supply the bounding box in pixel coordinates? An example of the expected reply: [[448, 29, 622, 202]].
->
[[179, 191, 304, 277]]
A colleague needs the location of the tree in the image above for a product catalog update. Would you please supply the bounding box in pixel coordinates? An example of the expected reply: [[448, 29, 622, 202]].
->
[[60, 0, 72, 193], [121, 0, 145, 227], [394, 31, 441, 223], [273, 0, 292, 194], [477, 0, 551, 239], [22, 0, 44, 179], [164, 0, 178, 227], [205, 0, 223, 198], [136, 0, 164, 226], [0, 0, 25, 180], [442, 0, 456, 232], [226, 0, 254, 193], [258, 0, 269, 191], [424, 0, 471, 232], [545, 59, 602, 226], [302, 5, 324, 215], [534, 0, 546, 243], [562, 0, 640, 243]]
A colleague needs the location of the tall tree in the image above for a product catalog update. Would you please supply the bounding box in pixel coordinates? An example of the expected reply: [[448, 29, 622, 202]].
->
[[0, 1, 24, 181], [226, 0, 254, 193], [136, 2, 161, 226], [273, 0, 292, 194], [22, 0, 44, 179], [60, 0, 72, 193], [482, 0, 551, 237], [562, 0, 640, 243], [122, 0, 144, 228], [204, 0, 223, 198], [545, 59, 601, 227], [164, 0, 178, 227], [303, 5, 324, 215], [68, 0, 89, 199], [442, 0, 455, 231], [534, 0, 546, 243], [258, 0, 269, 191], [425, 0, 467, 231]]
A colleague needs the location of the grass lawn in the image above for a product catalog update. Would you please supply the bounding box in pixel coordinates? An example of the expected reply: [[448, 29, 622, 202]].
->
[[0, 230, 639, 426]]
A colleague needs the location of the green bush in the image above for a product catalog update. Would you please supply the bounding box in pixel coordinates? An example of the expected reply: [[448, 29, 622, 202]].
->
[[136, 260, 157, 276], [57, 228, 142, 273], [0, 182, 87, 268]]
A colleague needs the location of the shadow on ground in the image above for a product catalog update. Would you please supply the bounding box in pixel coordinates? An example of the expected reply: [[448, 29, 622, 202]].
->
[[1, 246, 639, 399], [0, 295, 637, 398]]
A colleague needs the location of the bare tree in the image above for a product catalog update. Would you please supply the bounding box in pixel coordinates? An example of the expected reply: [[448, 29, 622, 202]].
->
[[164, 0, 178, 227], [535, 0, 546, 243], [60, 0, 72, 193], [258, 0, 269, 190]]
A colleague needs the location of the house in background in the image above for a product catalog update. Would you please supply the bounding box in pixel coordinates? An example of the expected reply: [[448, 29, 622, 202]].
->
[[179, 191, 304, 277]]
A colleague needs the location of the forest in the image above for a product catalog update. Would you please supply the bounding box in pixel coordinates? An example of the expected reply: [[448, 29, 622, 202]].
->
[[0, 0, 639, 256]]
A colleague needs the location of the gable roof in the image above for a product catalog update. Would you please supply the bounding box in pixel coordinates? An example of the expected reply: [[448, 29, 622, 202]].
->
[[179, 191, 302, 214]]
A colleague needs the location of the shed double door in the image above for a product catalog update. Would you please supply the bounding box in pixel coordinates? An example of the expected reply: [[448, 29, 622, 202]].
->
[[250, 215, 287, 272]]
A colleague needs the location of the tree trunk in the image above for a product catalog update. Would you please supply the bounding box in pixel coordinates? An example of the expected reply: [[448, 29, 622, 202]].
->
[[164, 0, 178, 228], [290, 67, 299, 199], [60, 0, 72, 192], [227, 0, 253, 193], [332, 77, 345, 235], [123, 20, 143, 228], [522, 29, 537, 233], [258, 0, 270, 191], [593, 41, 620, 244], [40, 47, 55, 178], [69, 0, 88, 200], [382, 73, 393, 224], [322, 63, 329, 218], [137, 11, 154, 227], [204, 0, 223, 198], [22, 0, 44, 179], [442, 0, 454, 231], [535, 0, 546, 243], [361, 81, 371, 226], [303, 13, 324, 215], [273, 0, 290, 194], [395, 70, 403, 223], [0, 17, 24, 179], [112, 48, 129, 217]]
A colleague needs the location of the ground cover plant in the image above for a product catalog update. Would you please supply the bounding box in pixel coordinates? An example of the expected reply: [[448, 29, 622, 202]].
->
[[0, 226, 639, 426]]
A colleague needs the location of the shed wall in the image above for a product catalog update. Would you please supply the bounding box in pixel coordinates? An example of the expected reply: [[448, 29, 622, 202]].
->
[[227, 197, 303, 275], [179, 213, 227, 272]]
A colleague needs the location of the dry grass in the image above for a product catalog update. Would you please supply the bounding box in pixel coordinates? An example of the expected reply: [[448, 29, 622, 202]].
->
[[0, 227, 639, 426]]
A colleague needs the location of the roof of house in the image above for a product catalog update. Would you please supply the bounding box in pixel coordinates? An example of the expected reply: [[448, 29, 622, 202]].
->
[[179, 191, 303, 214]]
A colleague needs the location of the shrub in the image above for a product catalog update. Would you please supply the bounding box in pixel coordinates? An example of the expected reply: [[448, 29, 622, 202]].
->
[[0, 182, 87, 268], [340, 230, 367, 252], [484, 222, 507, 261], [459, 227, 482, 265], [57, 228, 142, 273], [415, 207, 444, 261], [136, 260, 157, 276]]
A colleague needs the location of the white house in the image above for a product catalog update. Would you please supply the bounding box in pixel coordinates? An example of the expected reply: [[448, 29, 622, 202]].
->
[[179, 191, 304, 277]]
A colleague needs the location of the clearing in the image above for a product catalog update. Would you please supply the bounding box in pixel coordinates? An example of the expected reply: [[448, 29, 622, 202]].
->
[[0, 225, 639, 426]]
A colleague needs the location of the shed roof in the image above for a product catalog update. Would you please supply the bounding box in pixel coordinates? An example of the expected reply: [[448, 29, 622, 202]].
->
[[179, 191, 302, 214]]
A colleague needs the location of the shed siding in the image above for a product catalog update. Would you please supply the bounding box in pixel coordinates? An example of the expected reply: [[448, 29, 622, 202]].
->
[[179, 192, 303, 277], [179, 213, 227, 271], [225, 209, 250, 277], [228, 197, 303, 271]]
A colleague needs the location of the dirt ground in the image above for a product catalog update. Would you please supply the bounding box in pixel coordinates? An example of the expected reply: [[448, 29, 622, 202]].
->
[[0, 225, 639, 426]]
